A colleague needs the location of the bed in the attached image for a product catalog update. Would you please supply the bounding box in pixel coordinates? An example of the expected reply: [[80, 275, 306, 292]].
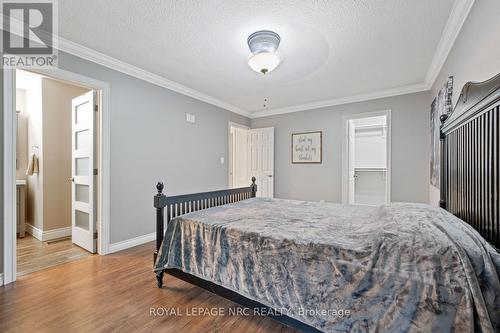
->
[[153, 73, 500, 332]]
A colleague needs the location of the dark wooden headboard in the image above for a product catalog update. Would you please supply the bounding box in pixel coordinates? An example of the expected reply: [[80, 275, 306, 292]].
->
[[440, 73, 500, 249]]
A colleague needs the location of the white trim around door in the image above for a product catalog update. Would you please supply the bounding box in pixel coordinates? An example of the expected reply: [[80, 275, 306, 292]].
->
[[227, 121, 249, 188], [3, 69, 16, 286], [2, 67, 111, 285], [341, 110, 392, 205]]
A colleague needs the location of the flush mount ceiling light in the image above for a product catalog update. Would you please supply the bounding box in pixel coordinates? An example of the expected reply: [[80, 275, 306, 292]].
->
[[247, 30, 281, 75]]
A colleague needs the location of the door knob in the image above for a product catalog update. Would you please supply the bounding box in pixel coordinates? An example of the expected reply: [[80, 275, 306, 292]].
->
[[267, 175, 273, 178], [68, 177, 74, 182]]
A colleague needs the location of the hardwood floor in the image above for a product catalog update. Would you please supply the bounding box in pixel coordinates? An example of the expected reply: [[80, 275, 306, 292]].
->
[[1, 242, 297, 333], [17, 234, 92, 276]]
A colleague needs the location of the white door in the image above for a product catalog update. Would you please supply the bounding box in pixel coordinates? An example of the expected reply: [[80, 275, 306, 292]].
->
[[232, 127, 249, 188], [348, 121, 356, 204], [228, 130, 234, 188], [248, 127, 274, 198], [71, 91, 97, 253]]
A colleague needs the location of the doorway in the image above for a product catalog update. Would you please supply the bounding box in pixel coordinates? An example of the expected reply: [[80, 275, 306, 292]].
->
[[14, 70, 99, 276], [228, 123, 274, 198], [3, 67, 111, 285], [228, 122, 249, 188], [342, 111, 391, 205]]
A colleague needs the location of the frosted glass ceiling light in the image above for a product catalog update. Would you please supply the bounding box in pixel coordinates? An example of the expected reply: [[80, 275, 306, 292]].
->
[[247, 30, 281, 74]]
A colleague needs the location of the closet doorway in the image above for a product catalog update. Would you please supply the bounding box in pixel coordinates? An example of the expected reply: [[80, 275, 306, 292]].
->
[[342, 111, 391, 206]]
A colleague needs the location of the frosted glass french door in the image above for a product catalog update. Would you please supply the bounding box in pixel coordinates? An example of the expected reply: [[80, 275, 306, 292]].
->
[[71, 91, 97, 253]]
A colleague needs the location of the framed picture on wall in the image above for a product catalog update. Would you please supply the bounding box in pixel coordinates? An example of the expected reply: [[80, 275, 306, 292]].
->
[[430, 76, 453, 187], [291, 131, 322, 163]]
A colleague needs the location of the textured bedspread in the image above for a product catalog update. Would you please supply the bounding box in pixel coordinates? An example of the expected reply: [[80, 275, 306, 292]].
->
[[154, 198, 500, 332]]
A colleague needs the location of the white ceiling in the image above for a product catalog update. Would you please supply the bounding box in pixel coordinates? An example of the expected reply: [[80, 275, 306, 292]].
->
[[58, 0, 471, 117]]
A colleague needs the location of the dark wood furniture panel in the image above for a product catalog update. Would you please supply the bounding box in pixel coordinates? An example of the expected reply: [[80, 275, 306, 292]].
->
[[440, 73, 500, 249], [153, 177, 257, 267]]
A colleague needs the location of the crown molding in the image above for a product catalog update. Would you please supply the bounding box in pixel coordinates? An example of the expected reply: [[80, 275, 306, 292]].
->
[[2, 0, 474, 119], [251, 82, 428, 118], [0, 14, 249, 117], [57, 37, 251, 118], [423, 0, 475, 89], [253, 0, 475, 118]]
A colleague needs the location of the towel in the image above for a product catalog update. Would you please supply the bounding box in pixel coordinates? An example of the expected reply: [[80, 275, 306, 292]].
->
[[26, 153, 39, 176]]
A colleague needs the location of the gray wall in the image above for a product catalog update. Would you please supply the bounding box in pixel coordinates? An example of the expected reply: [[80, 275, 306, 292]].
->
[[57, 52, 250, 243], [0, 51, 249, 272], [251, 91, 431, 203], [429, 0, 500, 205]]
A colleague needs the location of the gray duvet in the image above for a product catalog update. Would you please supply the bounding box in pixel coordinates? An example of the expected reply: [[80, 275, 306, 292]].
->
[[154, 198, 500, 332]]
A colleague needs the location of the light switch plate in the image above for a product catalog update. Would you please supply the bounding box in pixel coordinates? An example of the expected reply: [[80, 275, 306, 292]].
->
[[220, 157, 224, 164], [186, 113, 196, 123]]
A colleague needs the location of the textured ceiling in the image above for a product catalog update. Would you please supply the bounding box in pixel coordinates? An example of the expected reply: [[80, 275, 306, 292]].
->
[[59, 0, 456, 114]]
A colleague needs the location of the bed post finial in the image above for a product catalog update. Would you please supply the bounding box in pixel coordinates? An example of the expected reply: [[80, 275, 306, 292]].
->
[[439, 115, 448, 209], [154, 181, 167, 287], [439, 114, 448, 126], [251, 177, 257, 197], [156, 182, 164, 194]]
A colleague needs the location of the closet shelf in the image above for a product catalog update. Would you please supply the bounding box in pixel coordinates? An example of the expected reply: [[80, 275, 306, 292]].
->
[[354, 167, 387, 172]]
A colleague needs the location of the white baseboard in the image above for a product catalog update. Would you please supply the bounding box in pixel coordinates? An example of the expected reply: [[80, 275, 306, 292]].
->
[[26, 224, 71, 242], [108, 232, 155, 254], [26, 224, 43, 240], [24, 225, 154, 254], [0, 273, 4, 286]]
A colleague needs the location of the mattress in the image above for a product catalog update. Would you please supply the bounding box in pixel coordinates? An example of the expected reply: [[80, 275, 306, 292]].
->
[[155, 198, 500, 332]]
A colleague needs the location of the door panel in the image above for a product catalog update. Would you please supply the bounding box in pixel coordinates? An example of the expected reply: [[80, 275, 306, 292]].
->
[[228, 131, 234, 188], [248, 127, 274, 198], [231, 127, 249, 188], [348, 121, 356, 204], [71, 91, 97, 253]]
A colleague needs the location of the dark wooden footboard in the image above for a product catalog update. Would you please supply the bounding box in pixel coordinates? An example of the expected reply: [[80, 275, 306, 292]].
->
[[152, 177, 322, 332], [153, 177, 257, 276]]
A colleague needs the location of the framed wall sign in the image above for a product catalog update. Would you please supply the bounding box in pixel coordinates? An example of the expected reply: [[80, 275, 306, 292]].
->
[[430, 76, 453, 187], [291, 131, 322, 163]]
